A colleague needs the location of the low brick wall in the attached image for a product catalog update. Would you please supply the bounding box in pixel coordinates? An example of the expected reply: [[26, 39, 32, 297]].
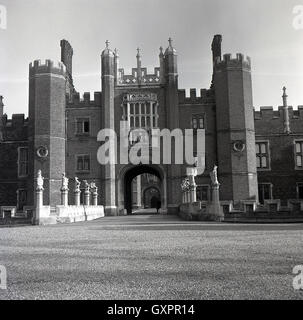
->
[[178, 202, 303, 223], [224, 211, 303, 223], [36, 205, 105, 225]]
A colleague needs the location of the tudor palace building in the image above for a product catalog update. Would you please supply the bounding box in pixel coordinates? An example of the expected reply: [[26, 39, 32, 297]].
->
[[1, 35, 303, 217]]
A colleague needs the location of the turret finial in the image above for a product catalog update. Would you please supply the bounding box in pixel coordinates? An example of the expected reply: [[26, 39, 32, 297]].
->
[[164, 37, 176, 55], [136, 47, 141, 58], [282, 86, 291, 134], [282, 86, 288, 106], [283, 86, 287, 97], [102, 40, 114, 57], [0, 96, 3, 106]]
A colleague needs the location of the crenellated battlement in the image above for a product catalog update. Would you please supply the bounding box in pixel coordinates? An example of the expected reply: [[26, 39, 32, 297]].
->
[[0, 113, 29, 142], [66, 91, 102, 107], [29, 59, 66, 77], [117, 67, 161, 86], [1, 113, 29, 127], [254, 106, 303, 120], [215, 53, 251, 71], [178, 88, 215, 104]]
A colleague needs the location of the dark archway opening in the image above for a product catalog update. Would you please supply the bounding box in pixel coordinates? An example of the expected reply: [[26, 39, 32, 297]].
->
[[151, 196, 158, 208], [144, 187, 161, 209], [124, 165, 162, 215]]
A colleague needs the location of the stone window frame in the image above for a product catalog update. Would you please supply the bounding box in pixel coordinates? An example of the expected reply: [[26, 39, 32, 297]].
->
[[75, 117, 90, 136], [191, 113, 206, 131], [196, 184, 211, 202], [75, 154, 91, 173], [17, 188, 27, 211], [258, 183, 273, 203], [17, 146, 29, 178], [121, 95, 159, 131], [255, 140, 271, 171], [121, 94, 159, 147], [296, 182, 303, 199], [294, 139, 303, 170]]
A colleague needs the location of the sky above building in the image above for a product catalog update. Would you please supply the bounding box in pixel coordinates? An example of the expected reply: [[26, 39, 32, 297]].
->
[[0, 0, 303, 117]]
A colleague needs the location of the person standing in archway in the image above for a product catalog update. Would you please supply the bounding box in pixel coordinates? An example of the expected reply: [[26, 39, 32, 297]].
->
[[156, 200, 161, 214]]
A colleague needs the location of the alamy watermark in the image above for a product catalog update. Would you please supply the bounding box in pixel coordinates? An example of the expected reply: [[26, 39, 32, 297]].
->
[[293, 265, 303, 290], [97, 121, 205, 166], [293, 5, 303, 30], [0, 4, 7, 30], [0, 265, 7, 290]]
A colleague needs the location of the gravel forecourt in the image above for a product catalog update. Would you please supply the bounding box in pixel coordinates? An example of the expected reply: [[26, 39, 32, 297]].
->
[[0, 214, 303, 300]]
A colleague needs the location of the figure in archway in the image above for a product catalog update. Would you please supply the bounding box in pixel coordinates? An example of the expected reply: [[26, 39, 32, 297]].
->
[[156, 199, 161, 214]]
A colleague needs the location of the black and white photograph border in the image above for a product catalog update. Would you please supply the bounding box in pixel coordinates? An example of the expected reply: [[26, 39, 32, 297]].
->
[[0, 0, 303, 307]]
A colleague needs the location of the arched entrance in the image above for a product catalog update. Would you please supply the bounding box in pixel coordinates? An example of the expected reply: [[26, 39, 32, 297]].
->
[[121, 165, 166, 215], [143, 186, 161, 208]]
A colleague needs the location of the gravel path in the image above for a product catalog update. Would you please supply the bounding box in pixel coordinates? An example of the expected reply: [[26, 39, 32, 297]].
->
[[0, 214, 302, 300]]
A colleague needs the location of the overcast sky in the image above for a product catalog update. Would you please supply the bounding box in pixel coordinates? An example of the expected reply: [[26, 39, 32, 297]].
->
[[0, 0, 303, 117]]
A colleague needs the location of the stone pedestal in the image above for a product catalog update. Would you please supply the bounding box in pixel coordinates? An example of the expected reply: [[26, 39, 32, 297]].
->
[[36, 189, 43, 209], [92, 192, 98, 206], [189, 185, 197, 203], [84, 191, 90, 206], [74, 190, 81, 206], [208, 183, 224, 221], [61, 189, 68, 206], [186, 191, 190, 203], [188, 172, 197, 203]]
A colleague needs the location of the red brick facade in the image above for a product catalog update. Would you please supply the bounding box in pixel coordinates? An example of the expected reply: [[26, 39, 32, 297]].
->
[[1, 35, 302, 214]]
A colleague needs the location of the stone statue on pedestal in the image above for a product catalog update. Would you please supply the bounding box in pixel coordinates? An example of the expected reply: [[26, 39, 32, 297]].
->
[[74, 177, 81, 192], [83, 180, 90, 192], [208, 165, 224, 221], [61, 172, 69, 191], [210, 165, 219, 186], [74, 177, 81, 206], [90, 182, 98, 194], [188, 174, 196, 188], [36, 170, 44, 191]]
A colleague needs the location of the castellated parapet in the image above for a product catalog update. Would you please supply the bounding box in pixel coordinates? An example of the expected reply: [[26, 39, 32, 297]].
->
[[1, 114, 29, 127], [215, 53, 251, 71], [254, 106, 303, 120], [254, 105, 303, 134], [29, 59, 66, 77], [118, 67, 161, 86], [67, 91, 102, 107], [178, 88, 215, 104]]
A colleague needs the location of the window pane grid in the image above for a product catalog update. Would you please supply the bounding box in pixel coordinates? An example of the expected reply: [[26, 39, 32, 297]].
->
[[256, 142, 269, 169], [295, 141, 303, 168], [258, 183, 272, 204], [76, 155, 90, 171], [76, 118, 90, 134], [196, 185, 209, 201], [18, 147, 29, 177], [192, 115, 205, 129], [127, 102, 158, 131]]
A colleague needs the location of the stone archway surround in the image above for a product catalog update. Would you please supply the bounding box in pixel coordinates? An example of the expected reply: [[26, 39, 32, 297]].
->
[[117, 164, 167, 214]]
